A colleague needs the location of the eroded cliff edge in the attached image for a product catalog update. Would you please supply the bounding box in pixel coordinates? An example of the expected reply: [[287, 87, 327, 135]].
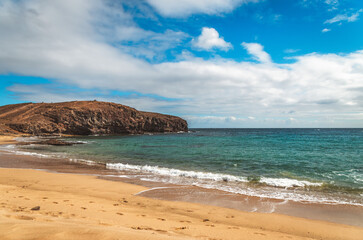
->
[[0, 101, 188, 135]]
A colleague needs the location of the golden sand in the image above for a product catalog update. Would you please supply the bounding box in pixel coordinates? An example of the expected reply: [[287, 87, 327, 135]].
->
[[0, 168, 362, 240], [0, 136, 18, 145]]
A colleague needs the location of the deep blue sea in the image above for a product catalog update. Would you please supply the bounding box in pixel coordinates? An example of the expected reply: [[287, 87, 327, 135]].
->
[[8, 129, 363, 206]]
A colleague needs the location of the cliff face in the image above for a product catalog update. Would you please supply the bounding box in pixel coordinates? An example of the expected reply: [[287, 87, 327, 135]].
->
[[0, 101, 188, 135]]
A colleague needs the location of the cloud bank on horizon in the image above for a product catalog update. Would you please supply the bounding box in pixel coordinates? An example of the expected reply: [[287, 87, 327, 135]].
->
[[0, 0, 362, 128]]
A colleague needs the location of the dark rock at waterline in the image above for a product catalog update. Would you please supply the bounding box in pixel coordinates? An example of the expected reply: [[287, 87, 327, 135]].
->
[[0, 101, 188, 136]]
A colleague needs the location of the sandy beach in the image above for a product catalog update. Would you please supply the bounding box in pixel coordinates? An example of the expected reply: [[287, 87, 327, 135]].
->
[[0, 136, 18, 145], [1, 167, 363, 240]]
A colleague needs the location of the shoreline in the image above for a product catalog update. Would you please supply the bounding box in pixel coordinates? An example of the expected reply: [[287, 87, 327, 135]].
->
[[1, 135, 363, 239], [1, 167, 363, 240], [0, 142, 363, 228]]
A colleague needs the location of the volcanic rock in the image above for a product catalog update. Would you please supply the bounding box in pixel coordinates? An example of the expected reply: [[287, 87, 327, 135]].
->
[[0, 101, 188, 135]]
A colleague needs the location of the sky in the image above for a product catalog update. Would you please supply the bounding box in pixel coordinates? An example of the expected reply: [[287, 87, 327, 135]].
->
[[0, 0, 363, 128]]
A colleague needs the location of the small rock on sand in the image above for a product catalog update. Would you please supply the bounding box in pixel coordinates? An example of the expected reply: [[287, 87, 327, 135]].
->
[[31, 206, 40, 211]]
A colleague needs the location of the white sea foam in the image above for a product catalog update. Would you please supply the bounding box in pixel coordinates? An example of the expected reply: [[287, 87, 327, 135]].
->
[[69, 158, 101, 166], [106, 163, 322, 188], [106, 163, 248, 183], [332, 169, 363, 184], [12, 150, 50, 158], [72, 140, 92, 144], [260, 177, 322, 188], [105, 162, 363, 206], [138, 175, 363, 207]]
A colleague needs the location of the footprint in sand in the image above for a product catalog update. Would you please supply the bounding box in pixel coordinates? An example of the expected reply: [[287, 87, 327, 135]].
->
[[15, 215, 33, 220], [81, 207, 87, 210], [228, 226, 239, 230], [15, 215, 34, 221], [53, 202, 58, 204], [175, 226, 187, 230], [132, 226, 153, 231], [226, 215, 235, 219], [180, 220, 191, 223], [63, 200, 69, 202], [157, 218, 166, 221], [116, 212, 124, 215]]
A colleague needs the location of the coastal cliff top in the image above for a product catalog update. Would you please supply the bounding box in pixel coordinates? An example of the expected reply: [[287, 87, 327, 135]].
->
[[0, 101, 188, 135]]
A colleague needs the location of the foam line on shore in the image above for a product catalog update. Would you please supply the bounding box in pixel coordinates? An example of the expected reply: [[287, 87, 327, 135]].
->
[[2, 144, 362, 207], [106, 162, 321, 188]]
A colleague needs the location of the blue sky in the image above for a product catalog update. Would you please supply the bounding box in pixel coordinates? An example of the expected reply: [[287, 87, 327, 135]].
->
[[0, 0, 363, 127]]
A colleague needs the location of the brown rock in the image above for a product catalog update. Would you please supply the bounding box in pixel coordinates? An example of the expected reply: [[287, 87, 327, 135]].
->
[[0, 101, 188, 135], [31, 206, 40, 211]]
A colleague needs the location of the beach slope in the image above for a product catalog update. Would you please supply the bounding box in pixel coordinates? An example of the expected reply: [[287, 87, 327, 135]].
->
[[0, 168, 362, 240]]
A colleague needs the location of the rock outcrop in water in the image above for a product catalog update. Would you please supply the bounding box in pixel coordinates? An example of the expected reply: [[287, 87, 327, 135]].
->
[[0, 101, 188, 135]]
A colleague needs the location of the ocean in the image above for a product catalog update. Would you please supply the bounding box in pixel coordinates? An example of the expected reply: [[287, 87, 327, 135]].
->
[[7, 128, 363, 207]]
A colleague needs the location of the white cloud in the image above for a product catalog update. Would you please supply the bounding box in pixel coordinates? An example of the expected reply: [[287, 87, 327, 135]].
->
[[241, 42, 272, 63], [145, 0, 258, 17], [192, 27, 232, 51], [324, 9, 363, 24], [1, 0, 363, 127], [324, 0, 339, 10], [322, 28, 331, 33], [325, 0, 338, 4], [284, 49, 300, 54]]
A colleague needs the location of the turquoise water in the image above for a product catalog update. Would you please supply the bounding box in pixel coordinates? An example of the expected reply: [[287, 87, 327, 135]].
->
[[12, 128, 363, 205]]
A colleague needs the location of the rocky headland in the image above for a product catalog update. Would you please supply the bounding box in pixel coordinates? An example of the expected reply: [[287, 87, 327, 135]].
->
[[0, 101, 188, 136]]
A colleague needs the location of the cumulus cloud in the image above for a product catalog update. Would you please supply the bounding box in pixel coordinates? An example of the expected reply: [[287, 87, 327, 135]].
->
[[145, 0, 258, 17], [322, 28, 331, 33], [324, 9, 363, 24], [241, 42, 272, 63], [192, 27, 232, 51], [1, 0, 363, 127]]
